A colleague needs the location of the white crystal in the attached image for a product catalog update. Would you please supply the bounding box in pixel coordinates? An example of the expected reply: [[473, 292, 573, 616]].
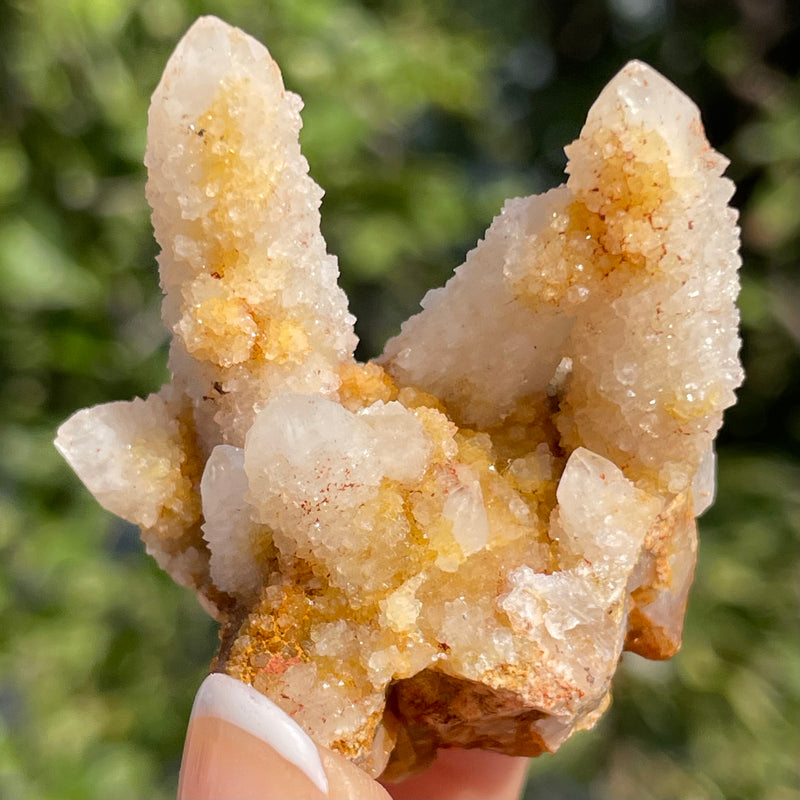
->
[[380, 575, 425, 634], [442, 464, 490, 558], [692, 445, 717, 515], [145, 16, 357, 448], [383, 62, 743, 495], [245, 393, 384, 512], [201, 444, 262, 599], [358, 401, 432, 484], [55, 392, 184, 530], [552, 447, 662, 576], [381, 187, 575, 427]]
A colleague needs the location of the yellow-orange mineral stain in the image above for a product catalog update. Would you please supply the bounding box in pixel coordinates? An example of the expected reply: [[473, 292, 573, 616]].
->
[[179, 294, 258, 366], [173, 82, 321, 373], [254, 315, 311, 365], [663, 384, 722, 423], [338, 361, 398, 411], [513, 125, 675, 310], [579, 125, 674, 216]]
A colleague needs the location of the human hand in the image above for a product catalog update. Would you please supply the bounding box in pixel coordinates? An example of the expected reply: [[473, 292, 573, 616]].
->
[[178, 674, 529, 799]]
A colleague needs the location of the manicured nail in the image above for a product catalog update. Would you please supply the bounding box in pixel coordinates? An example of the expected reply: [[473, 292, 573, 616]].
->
[[177, 672, 329, 799]]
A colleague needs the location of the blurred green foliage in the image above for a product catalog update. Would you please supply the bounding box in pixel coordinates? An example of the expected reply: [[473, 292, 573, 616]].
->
[[0, 0, 797, 797]]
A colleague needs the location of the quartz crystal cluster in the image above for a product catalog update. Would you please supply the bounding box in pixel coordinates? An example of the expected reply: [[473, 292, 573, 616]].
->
[[55, 16, 743, 779]]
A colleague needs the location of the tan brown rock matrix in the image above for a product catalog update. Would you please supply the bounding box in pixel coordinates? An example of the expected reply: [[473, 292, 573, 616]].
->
[[55, 16, 743, 780]]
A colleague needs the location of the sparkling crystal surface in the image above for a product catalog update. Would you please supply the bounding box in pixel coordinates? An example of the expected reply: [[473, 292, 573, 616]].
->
[[55, 16, 743, 779]]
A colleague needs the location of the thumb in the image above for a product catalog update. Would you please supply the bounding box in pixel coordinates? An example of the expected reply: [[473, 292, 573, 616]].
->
[[178, 673, 391, 800]]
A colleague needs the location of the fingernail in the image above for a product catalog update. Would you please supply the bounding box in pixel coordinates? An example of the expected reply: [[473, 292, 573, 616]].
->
[[177, 672, 329, 799]]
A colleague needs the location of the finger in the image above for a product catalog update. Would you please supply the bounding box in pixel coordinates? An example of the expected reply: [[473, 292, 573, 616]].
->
[[384, 748, 530, 800], [178, 673, 391, 800]]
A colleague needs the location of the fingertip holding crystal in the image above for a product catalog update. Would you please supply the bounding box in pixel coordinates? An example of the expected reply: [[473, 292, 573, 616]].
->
[[183, 673, 329, 795]]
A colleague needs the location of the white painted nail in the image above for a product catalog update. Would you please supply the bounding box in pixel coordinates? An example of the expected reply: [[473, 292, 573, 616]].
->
[[190, 672, 329, 794]]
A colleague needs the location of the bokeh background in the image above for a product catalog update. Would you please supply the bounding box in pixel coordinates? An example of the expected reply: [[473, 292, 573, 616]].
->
[[1, 0, 797, 797]]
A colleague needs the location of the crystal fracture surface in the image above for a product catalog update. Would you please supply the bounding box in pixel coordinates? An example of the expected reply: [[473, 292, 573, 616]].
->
[[55, 17, 743, 779]]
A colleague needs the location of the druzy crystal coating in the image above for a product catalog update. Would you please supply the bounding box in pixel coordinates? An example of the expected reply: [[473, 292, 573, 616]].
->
[[56, 17, 742, 779]]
